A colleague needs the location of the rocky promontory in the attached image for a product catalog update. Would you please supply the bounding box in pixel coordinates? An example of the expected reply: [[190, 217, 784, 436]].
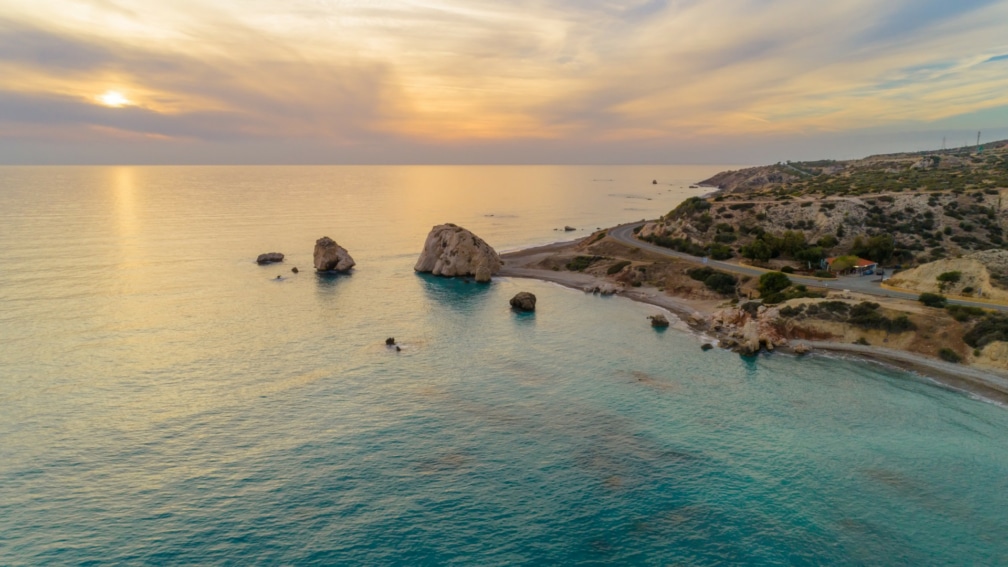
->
[[414, 223, 501, 283], [313, 237, 355, 272]]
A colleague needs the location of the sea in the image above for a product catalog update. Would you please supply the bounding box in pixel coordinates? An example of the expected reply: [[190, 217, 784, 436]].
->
[[2, 165, 1008, 566]]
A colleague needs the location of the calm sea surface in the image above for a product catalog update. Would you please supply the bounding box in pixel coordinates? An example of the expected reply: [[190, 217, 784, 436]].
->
[[2, 165, 1008, 565]]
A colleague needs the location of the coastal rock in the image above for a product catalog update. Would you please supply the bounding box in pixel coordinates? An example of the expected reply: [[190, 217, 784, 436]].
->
[[414, 224, 501, 282], [701, 343, 714, 351], [708, 305, 788, 356], [256, 252, 284, 264], [510, 291, 537, 311], [649, 314, 670, 328], [564, 226, 577, 232], [794, 343, 812, 355], [313, 237, 356, 272]]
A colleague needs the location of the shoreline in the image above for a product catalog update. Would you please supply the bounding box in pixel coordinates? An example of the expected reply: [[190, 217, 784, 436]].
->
[[500, 240, 1008, 406]]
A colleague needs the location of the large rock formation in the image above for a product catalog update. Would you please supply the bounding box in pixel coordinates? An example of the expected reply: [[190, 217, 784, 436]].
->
[[313, 237, 355, 272], [256, 252, 284, 264], [414, 224, 501, 283], [510, 292, 537, 311]]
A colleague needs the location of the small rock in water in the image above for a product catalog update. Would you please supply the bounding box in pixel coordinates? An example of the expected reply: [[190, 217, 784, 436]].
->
[[386, 337, 396, 346], [648, 314, 670, 328], [509, 291, 537, 312], [701, 343, 714, 351], [564, 225, 576, 232], [652, 179, 657, 184], [395, 345, 401, 352], [275, 275, 282, 280], [291, 266, 299, 273], [257, 252, 285, 265]]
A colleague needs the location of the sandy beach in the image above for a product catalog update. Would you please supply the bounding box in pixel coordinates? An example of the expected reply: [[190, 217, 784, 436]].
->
[[500, 239, 1008, 406]]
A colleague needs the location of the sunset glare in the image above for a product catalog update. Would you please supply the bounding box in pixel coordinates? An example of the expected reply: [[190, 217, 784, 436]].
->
[[98, 91, 130, 108]]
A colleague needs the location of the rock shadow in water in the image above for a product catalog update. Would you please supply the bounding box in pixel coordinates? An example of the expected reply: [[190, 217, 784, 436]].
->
[[416, 272, 494, 310], [314, 270, 352, 293]]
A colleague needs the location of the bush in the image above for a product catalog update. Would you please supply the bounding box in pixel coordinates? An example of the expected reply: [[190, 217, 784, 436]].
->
[[607, 260, 631, 275], [937, 271, 962, 284], [918, 292, 947, 308], [758, 272, 792, 296], [946, 304, 985, 322], [779, 305, 805, 317], [813, 270, 836, 278], [938, 348, 962, 363], [963, 314, 1008, 348], [687, 267, 737, 295], [781, 266, 795, 273], [567, 255, 603, 271]]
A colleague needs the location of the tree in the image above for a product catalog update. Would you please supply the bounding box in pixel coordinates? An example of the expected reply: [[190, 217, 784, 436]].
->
[[740, 239, 773, 262], [829, 255, 859, 273]]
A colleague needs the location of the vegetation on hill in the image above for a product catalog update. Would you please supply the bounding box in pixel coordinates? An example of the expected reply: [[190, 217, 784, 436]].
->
[[638, 140, 1008, 277]]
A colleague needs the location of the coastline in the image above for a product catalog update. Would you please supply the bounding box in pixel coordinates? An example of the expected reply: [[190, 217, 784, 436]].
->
[[500, 239, 1008, 406]]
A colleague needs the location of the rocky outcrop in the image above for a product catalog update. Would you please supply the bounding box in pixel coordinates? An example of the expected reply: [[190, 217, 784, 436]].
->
[[313, 237, 356, 272], [709, 305, 787, 355], [510, 292, 537, 311], [414, 224, 501, 283], [256, 252, 284, 264]]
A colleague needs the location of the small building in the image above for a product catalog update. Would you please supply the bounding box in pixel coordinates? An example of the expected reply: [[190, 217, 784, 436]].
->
[[823, 256, 878, 276]]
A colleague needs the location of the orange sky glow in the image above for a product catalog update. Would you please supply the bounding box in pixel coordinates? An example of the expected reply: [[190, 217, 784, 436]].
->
[[2, 0, 1008, 163]]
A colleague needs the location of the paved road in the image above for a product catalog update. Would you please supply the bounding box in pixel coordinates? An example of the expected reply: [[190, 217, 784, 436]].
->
[[609, 222, 1008, 313]]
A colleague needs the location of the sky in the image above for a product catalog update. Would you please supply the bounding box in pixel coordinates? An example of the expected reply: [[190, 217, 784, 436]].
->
[[2, 0, 1008, 165]]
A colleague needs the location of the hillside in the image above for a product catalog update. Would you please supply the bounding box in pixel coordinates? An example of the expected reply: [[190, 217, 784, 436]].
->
[[641, 140, 1008, 290]]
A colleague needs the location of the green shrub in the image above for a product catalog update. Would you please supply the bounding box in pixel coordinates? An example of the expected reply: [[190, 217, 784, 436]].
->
[[813, 270, 836, 278], [963, 314, 1008, 348], [945, 304, 985, 322], [936, 271, 962, 284], [567, 255, 603, 271], [687, 267, 737, 295], [918, 293, 947, 308], [606, 260, 631, 275], [938, 348, 962, 363], [779, 305, 805, 317], [781, 266, 795, 274], [758, 272, 792, 296]]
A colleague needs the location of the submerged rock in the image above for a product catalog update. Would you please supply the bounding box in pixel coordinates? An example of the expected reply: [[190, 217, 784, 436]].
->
[[313, 237, 355, 272], [256, 252, 284, 264], [701, 343, 714, 351], [414, 223, 501, 283], [510, 292, 537, 312]]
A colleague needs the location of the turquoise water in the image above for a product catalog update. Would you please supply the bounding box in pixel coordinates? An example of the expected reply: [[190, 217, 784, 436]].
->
[[2, 166, 1008, 565]]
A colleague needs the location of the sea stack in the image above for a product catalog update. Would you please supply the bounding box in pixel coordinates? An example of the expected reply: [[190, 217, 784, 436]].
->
[[414, 223, 501, 283], [313, 237, 355, 272]]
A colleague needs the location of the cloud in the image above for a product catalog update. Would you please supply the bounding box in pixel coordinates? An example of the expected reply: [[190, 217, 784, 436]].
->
[[1, 0, 1007, 163]]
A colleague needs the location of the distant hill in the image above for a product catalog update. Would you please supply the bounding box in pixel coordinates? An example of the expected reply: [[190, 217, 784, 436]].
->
[[701, 139, 1008, 196]]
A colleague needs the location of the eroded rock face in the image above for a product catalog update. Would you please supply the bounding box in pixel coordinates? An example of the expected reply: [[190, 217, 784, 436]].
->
[[709, 305, 787, 355], [510, 292, 537, 311], [414, 224, 501, 282], [256, 252, 284, 264], [313, 237, 356, 272]]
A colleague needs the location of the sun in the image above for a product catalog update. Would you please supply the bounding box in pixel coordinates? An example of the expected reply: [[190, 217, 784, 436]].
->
[[98, 90, 131, 107]]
